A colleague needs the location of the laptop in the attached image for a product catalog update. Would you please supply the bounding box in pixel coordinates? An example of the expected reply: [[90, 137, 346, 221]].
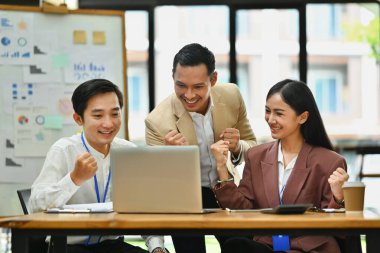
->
[[111, 145, 216, 213]]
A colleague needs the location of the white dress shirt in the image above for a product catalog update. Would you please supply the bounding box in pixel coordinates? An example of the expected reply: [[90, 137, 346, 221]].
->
[[277, 141, 298, 201], [29, 133, 164, 251], [189, 99, 244, 188], [189, 101, 218, 188]]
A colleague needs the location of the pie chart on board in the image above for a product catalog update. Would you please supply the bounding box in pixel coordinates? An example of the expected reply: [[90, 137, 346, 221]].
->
[[18, 115, 29, 125], [1, 37, 11, 46]]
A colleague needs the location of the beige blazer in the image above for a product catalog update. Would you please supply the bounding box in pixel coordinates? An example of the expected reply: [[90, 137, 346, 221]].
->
[[145, 83, 257, 184], [214, 141, 347, 253]]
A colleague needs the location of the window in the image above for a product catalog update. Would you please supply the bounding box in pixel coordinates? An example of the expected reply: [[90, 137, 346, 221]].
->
[[309, 71, 344, 114], [125, 11, 149, 142], [307, 3, 380, 136], [155, 6, 230, 104], [308, 4, 342, 39], [236, 9, 300, 138]]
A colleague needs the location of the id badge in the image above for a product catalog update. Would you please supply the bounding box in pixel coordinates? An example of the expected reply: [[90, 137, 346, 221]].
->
[[272, 235, 290, 251]]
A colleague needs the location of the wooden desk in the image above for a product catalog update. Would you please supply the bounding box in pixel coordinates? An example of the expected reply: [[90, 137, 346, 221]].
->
[[2, 210, 380, 253]]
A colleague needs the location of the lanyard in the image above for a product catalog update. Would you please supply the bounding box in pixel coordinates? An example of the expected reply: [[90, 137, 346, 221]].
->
[[274, 182, 291, 251], [80, 132, 111, 203], [279, 184, 286, 205], [81, 132, 111, 246]]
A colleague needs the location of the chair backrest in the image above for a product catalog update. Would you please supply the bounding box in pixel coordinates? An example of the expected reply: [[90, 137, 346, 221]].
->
[[16, 188, 51, 253], [17, 189, 31, 214]]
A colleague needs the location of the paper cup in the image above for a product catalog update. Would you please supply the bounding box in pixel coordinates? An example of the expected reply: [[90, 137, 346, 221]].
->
[[343, 182, 365, 212]]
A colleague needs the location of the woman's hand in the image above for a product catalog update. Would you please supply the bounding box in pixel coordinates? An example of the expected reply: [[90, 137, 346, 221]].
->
[[328, 167, 349, 202], [210, 140, 230, 180], [220, 128, 241, 156]]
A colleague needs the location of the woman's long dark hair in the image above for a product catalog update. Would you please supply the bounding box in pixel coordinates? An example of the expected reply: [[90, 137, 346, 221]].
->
[[266, 79, 333, 150]]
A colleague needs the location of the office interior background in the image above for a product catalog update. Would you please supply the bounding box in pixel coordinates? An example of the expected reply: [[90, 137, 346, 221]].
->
[[1, 0, 380, 212], [0, 0, 379, 251], [88, 0, 380, 210]]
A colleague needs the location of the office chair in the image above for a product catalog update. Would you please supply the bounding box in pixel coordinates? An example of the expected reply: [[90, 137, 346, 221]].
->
[[16, 189, 50, 253], [17, 189, 32, 214]]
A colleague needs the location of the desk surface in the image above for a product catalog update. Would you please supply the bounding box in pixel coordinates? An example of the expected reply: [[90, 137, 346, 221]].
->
[[4, 210, 380, 253], [2, 210, 380, 230]]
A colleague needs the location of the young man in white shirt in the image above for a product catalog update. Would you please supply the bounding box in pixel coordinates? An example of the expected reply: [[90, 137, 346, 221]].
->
[[30, 79, 166, 253]]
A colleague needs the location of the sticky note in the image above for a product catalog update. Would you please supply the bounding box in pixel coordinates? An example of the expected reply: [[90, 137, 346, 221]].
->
[[93, 31, 106, 45], [44, 115, 63, 129], [73, 30, 87, 44], [52, 54, 70, 68]]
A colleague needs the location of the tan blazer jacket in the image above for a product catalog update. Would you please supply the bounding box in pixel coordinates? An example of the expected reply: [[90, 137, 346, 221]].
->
[[145, 83, 256, 185], [214, 141, 347, 253]]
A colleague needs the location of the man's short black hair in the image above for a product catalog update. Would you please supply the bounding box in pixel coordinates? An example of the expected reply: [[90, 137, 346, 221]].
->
[[71, 79, 123, 118], [172, 43, 215, 76]]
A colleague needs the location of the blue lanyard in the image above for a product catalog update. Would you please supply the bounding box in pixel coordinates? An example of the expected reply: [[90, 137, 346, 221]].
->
[[81, 132, 111, 245], [274, 184, 290, 251], [80, 132, 111, 203], [279, 184, 286, 205]]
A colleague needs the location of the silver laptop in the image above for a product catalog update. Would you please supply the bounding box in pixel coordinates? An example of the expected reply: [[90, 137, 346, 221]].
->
[[111, 145, 213, 213]]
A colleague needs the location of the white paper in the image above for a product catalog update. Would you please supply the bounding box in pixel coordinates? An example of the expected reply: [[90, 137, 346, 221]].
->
[[22, 30, 62, 83], [2, 129, 25, 169], [0, 128, 43, 183], [64, 49, 116, 83], [43, 85, 75, 124], [2, 81, 33, 114], [0, 11, 34, 65], [47, 202, 113, 213], [13, 105, 54, 157]]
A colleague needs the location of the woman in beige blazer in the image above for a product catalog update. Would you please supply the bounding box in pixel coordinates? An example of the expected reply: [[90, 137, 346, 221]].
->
[[211, 79, 349, 253]]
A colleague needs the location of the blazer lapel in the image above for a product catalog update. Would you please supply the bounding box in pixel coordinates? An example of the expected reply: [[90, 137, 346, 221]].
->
[[172, 95, 198, 145], [282, 143, 312, 204], [211, 89, 227, 141], [261, 142, 280, 207]]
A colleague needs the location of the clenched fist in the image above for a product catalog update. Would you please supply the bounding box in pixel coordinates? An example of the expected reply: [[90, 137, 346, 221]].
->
[[211, 140, 230, 180], [70, 152, 98, 186], [328, 167, 349, 203], [164, 130, 189, 146], [220, 128, 240, 155]]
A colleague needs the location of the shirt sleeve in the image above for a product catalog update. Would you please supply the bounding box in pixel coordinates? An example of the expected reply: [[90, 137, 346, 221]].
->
[[230, 142, 243, 165], [29, 146, 80, 212], [142, 235, 165, 253]]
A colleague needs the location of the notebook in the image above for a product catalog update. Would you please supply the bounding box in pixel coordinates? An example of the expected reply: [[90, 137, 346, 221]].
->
[[111, 145, 216, 213], [46, 202, 113, 213]]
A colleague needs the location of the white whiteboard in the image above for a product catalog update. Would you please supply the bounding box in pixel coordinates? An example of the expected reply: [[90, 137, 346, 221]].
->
[[0, 6, 127, 183]]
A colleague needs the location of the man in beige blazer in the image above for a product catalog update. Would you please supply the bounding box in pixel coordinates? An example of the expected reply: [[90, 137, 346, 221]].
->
[[145, 43, 256, 253]]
